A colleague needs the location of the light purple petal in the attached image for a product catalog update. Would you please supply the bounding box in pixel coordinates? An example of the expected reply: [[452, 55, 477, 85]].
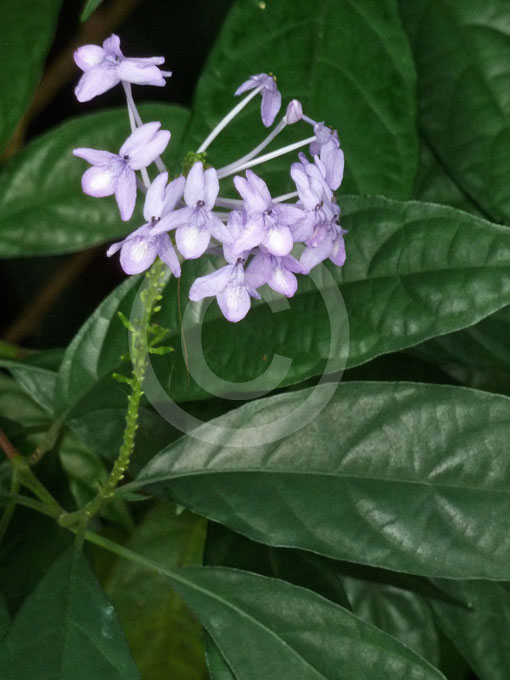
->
[[260, 87, 282, 127], [285, 99, 302, 124], [268, 263, 298, 297], [106, 240, 123, 257], [203, 168, 219, 210], [117, 60, 167, 86], [74, 45, 105, 71], [234, 172, 270, 214], [143, 172, 168, 222], [176, 224, 211, 259], [74, 66, 120, 102], [120, 236, 157, 274], [115, 168, 137, 221], [300, 236, 334, 273], [119, 122, 161, 156], [275, 203, 305, 226], [150, 206, 190, 235], [321, 144, 344, 191], [217, 284, 251, 323], [245, 252, 271, 288], [184, 161, 205, 207], [157, 234, 181, 277], [230, 217, 265, 255], [208, 215, 233, 245], [330, 234, 346, 267], [163, 175, 186, 214], [234, 74, 264, 96], [290, 214, 314, 242], [281, 255, 304, 274], [128, 130, 170, 170], [189, 265, 234, 301], [81, 165, 118, 197], [262, 225, 293, 256], [291, 163, 319, 211], [73, 147, 118, 166], [124, 56, 165, 66], [103, 34, 122, 57]]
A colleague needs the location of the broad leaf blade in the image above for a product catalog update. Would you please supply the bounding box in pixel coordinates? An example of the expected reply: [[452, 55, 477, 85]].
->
[[0, 104, 189, 257], [431, 580, 510, 680], [400, 0, 510, 222], [0, 0, 62, 154], [170, 567, 445, 680], [134, 381, 510, 579], [0, 549, 139, 679], [183, 0, 418, 198]]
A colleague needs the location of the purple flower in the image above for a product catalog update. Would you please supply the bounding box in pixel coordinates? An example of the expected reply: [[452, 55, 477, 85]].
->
[[74, 34, 172, 102], [151, 161, 231, 259], [309, 123, 344, 191], [246, 249, 303, 297], [290, 156, 335, 241], [235, 73, 282, 127], [107, 172, 184, 275], [285, 100, 303, 124], [73, 122, 171, 221], [189, 258, 261, 323], [300, 217, 347, 274], [232, 170, 303, 256]]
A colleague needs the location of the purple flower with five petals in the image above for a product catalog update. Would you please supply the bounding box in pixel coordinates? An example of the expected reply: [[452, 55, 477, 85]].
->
[[74, 34, 172, 102], [300, 213, 347, 274], [232, 170, 303, 256], [189, 257, 261, 323], [73, 122, 171, 221], [106, 172, 184, 275], [151, 161, 231, 259], [290, 156, 336, 241], [235, 73, 282, 127]]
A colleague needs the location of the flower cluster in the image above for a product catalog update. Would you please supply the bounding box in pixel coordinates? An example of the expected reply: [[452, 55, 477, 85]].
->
[[73, 35, 346, 322]]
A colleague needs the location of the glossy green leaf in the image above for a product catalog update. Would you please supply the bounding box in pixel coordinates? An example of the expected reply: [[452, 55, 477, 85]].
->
[[400, 0, 510, 222], [170, 567, 445, 680], [0, 104, 190, 257], [0, 0, 62, 154], [134, 381, 510, 579], [105, 502, 207, 680], [205, 632, 237, 680], [342, 577, 440, 666], [0, 549, 139, 679], [0, 373, 51, 430], [0, 349, 63, 413], [205, 522, 351, 611], [183, 0, 418, 198], [415, 307, 510, 394], [431, 580, 510, 680]]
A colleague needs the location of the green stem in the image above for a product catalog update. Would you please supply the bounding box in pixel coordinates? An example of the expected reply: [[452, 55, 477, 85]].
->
[[0, 471, 20, 544], [60, 258, 170, 528]]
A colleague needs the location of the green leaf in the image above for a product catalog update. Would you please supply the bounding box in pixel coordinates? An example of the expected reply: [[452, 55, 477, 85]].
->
[[80, 0, 104, 22], [0, 104, 190, 257], [0, 0, 62, 154], [430, 580, 510, 680], [204, 632, 237, 680], [0, 349, 63, 413], [413, 141, 483, 217], [342, 577, 440, 666], [414, 307, 510, 394], [170, 567, 445, 680], [183, 0, 418, 198], [0, 373, 51, 430], [134, 381, 510, 579], [0, 548, 139, 679], [400, 0, 510, 222], [104, 502, 207, 680]]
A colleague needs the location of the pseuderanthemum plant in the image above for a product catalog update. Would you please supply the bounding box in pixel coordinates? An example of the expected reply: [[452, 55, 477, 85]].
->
[[2, 1, 510, 679]]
